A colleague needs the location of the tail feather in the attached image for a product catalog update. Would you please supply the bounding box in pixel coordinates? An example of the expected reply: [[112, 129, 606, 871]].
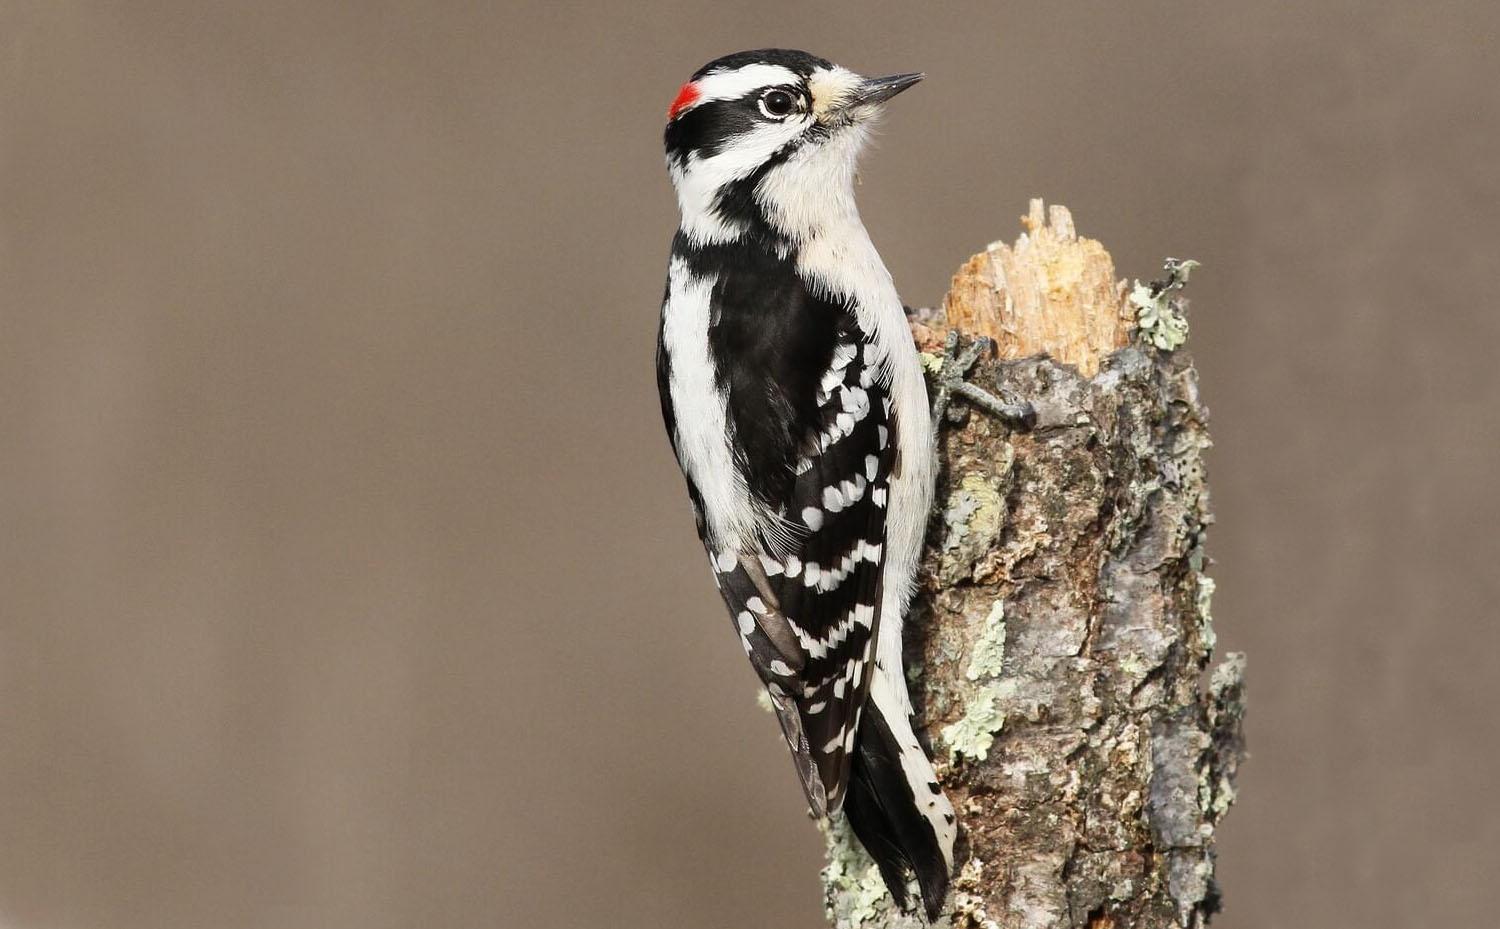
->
[[844, 674, 956, 921]]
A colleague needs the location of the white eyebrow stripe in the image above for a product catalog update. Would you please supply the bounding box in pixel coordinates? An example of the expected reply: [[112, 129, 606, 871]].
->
[[693, 64, 800, 104]]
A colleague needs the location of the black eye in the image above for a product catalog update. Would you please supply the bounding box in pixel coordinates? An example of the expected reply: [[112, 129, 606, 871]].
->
[[758, 89, 795, 119]]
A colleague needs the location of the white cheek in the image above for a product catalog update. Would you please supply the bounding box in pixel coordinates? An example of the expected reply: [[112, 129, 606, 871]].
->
[[673, 119, 804, 244], [747, 118, 807, 161], [702, 122, 802, 187]]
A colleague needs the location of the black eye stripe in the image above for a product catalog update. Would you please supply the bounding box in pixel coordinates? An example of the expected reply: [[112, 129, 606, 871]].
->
[[665, 85, 809, 163]]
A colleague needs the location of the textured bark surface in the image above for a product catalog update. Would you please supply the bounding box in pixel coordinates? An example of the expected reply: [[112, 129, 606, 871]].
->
[[823, 203, 1246, 929]]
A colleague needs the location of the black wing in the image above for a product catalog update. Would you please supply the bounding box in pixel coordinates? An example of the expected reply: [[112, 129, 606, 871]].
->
[[710, 322, 895, 815]]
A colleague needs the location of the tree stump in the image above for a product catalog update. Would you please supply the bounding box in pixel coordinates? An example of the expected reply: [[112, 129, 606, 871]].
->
[[822, 201, 1246, 929]]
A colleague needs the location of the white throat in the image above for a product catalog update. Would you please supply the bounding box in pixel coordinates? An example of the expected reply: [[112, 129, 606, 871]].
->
[[755, 122, 872, 248]]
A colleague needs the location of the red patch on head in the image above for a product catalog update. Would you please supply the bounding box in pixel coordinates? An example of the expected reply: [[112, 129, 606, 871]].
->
[[667, 81, 701, 121]]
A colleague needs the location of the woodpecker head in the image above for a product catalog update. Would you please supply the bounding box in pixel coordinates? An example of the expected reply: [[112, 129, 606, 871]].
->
[[664, 49, 922, 246]]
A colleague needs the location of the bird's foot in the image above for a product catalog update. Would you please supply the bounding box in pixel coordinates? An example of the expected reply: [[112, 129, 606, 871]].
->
[[929, 329, 1037, 435]]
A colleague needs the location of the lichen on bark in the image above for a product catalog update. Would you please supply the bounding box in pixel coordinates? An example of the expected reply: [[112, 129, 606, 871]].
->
[[823, 203, 1245, 929]]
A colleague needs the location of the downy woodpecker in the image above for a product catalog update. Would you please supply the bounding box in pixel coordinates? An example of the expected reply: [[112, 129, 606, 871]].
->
[[655, 49, 955, 919]]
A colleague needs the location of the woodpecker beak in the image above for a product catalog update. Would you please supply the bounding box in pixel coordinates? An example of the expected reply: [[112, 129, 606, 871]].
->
[[811, 70, 923, 125], [847, 72, 924, 108]]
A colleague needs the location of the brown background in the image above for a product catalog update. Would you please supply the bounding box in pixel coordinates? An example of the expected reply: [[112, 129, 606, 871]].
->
[[3, 1, 1497, 927]]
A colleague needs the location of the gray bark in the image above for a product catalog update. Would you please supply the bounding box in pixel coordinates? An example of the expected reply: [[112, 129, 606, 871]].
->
[[822, 205, 1246, 929]]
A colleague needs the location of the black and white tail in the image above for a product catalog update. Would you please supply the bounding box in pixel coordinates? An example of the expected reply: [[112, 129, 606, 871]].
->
[[844, 667, 957, 921]]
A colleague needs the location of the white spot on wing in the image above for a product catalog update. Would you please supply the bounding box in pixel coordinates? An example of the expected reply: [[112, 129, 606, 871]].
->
[[822, 485, 845, 513]]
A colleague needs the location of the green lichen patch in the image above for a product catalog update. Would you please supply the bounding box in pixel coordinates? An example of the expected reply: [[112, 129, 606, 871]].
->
[[1130, 258, 1199, 351], [940, 473, 1008, 584], [1201, 772, 1237, 820], [940, 689, 1005, 763], [940, 601, 1012, 763], [966, 601, 1008, 682], [942, 474, 1004, 552], [1195, 573, 1218, 656], [822, 818, 902, 928], [951, 859, 1002, 929]]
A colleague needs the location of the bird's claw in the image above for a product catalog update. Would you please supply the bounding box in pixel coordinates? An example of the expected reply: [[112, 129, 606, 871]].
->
[[929, 331, 1037, 434]]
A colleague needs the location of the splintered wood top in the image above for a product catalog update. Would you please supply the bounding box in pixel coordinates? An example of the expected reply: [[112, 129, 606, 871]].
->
[[941, 199, 1130, 377]]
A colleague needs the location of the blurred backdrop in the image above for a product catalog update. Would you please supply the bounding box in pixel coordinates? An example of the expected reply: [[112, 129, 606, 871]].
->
[[3, 1, 1498, 927]]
